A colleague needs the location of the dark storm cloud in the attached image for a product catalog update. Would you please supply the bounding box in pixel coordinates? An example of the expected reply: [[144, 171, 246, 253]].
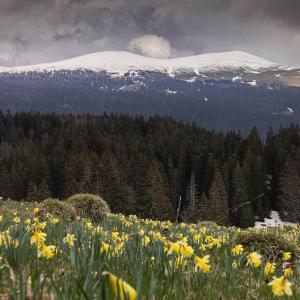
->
[[0, 0, 299, 66]]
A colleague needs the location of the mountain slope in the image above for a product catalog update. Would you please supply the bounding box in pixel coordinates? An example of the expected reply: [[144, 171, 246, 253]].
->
[[0, 50, 284, 76]]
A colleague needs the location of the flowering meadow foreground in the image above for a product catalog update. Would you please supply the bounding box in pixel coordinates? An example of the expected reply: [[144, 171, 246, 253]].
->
[[0, 204, 300, 299]]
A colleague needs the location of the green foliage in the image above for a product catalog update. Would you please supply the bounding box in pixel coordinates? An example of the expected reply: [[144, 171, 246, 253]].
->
[[66, 193, 111, 223], [38, 198, 77, 220], [1, 112, 300, 225], [235, 230, 300, 263]]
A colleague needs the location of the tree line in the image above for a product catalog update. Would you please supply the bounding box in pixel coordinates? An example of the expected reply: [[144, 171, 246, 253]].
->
[[0, 112, 299, 227]]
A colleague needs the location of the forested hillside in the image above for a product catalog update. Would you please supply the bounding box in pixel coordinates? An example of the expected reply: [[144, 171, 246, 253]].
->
[[0, 112, 299, 227], [1, 72, 300, 135]]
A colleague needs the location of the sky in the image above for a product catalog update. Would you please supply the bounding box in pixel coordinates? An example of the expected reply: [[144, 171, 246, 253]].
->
[[0, 0, 299, 66]]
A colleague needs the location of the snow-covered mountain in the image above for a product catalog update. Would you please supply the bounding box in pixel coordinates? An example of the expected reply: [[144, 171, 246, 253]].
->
[[0, 50, 288, 76]]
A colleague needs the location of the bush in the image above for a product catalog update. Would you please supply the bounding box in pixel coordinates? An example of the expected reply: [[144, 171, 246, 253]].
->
[[235, 230, 300, 263], [66, 194, 110, 223], [197, 221, 218, 228], [38, 198, 77, 221]]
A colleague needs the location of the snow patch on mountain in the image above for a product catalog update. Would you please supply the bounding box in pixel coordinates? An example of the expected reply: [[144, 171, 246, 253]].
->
[[0, 51, 284, 77]]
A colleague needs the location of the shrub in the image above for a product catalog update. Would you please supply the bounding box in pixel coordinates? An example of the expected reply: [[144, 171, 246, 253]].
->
[[66, 194, 110, 223], [197, 221, 218, 228], [38, 198, 77, 221], [235, 229, 300, 263]]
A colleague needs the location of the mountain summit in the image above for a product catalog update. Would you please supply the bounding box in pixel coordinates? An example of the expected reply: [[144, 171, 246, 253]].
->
[[0, 50, 284, 76]]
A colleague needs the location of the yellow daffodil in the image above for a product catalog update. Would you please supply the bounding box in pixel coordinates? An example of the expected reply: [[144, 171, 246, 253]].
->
[[283, 267, 293, 278], [195, 255, 211, 273], [142, 236, 150, 246], [30, 231, 47, 248], [200, 243, 207, 251], [85, 222, 93, 230], [283, 252, 291, 261], [232, 260, 237, 269], [232, 244, 244, 256], [101, 242, 110, 253], [50, 218, 59, 224], [33, 207, 40, 214], [102, 271, 137, 300], [38, 244, 57, 260], [247, 252, 262, 268], [63, 233, 76, 247], [180, 244, 194, 257], [264, 261, 276, 276], [13, 216, 21, 223], [268, 276, 292, 297], [38, 222, 47, 230]]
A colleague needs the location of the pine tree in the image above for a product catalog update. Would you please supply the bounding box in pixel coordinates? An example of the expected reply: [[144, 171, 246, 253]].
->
[[278, 157, 300, 223], [231, 164, 254, 228], [37, 178, 51, 201], [64, 176, 78, 199], [208, 169, 229, 225], [146, 162, 175, 221], [243, 150, 266, 220], [27, 181, 38, 202]]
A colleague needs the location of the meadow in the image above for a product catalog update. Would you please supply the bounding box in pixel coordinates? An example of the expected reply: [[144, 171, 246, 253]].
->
[[0, 198, 299, 299]]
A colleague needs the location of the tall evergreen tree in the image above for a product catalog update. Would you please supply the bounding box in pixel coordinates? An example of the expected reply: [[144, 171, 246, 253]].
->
[[37, 178, 51, 201], [207, 169, 229, 225], [146, 162, 175, 221], [231, 164, 254, 228], [27, 181, 38, 202], [278, 157, 300, 223]]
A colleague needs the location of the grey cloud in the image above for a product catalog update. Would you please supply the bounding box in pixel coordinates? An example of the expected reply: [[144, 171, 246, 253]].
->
[[0, 0, 299, 66]]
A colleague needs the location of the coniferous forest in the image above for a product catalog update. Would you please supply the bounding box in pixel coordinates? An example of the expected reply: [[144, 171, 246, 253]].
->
[[0, 112, 299, 227]]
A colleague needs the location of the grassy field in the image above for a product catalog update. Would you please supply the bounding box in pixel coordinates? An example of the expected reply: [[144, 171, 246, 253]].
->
[[0, 200, 299, 299]]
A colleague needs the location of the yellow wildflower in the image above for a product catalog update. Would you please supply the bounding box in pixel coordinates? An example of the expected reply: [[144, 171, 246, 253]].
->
[[13, 216, 20, 223], [38, 222, 47, 230], [30, 231, 47, 248], [232, 260, 237, 269], [200, 243, 207, 251], [85, 222, 93, 230], [102, 271, 137, 300], [101, 242, 110, 253], [38, 244, 56, 260], [283, 252, 291, 261], [232, 244, 244, 256], [50, 218, 59, 224], [195, 255, 211, 273], [247, 252, 262, 268], [283, 267, 293, 278], [33, 207, 39, 214], [142, 236, 150, 246], [63, 233, 76, 247], [268, 276, 292, 297], [180, 244, 194, 257], [0, 215, 3, 222], [264, 261, 276, 276]]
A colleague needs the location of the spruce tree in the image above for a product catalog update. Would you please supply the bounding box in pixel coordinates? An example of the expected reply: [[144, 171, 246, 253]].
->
[[146, 162, 175, 221], [37, 178, 52, 201], [231, 164, 254, 228], [27, 181, 38, 202], [278, 157, 300, 223], [208, 169, 229, 225]]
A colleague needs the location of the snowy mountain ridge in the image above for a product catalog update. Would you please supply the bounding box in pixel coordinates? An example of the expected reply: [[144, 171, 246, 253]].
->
[[0, 50, 288, 76]]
